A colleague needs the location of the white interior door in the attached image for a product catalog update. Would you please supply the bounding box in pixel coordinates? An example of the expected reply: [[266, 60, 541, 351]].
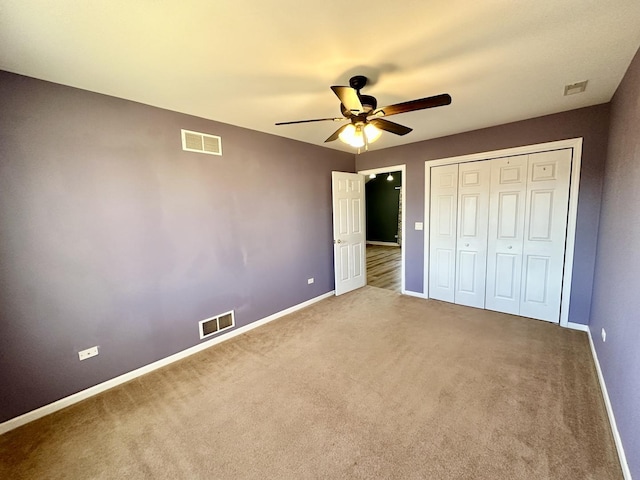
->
[[429, 164, 458, 302], [485, 155, 528, 315], [455, 161, 490, 308], [520, 149, 572, 322], [332, 171, 366, 296]]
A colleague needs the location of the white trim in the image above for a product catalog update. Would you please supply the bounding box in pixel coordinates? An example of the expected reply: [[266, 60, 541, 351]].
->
[[423, 138, 583, 328], [566, 321, 590, 332], [358, 164, 406, 294], [586, 328, 633, 480], [0, 290, 335, 435], [366, 241, 400, 247], [560, 139, 582, 328], [424, 164, 433, 299], [402, 290, 429, 299], [423, 138, 582, 167]]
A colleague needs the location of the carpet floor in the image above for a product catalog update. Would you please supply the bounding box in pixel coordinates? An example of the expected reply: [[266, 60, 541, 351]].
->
[[0, 286, 621, 479]]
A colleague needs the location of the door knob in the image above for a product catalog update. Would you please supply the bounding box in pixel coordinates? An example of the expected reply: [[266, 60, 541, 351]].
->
[[336, 239, 342, 244], [507, 245, 513, 249], [465, 243, 469, 247]]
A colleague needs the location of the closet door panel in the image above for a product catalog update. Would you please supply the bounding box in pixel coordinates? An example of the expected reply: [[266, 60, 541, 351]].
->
[[486, 155, 528, 315], [427, 147, 572, 324], [454, 162, 490, 308], [520, 149, 571, 322], [429, 164, 458, 302]]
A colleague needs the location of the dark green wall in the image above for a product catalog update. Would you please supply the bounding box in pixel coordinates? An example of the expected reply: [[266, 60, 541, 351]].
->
[[365, 171, 401, 243]]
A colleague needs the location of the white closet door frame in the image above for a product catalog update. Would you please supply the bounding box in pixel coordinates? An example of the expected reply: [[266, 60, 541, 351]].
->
[[423, 138, 583, 328]]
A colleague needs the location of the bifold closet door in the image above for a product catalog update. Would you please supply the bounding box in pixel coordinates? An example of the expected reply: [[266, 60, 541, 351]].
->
[[454, 161, 490, 308], [429, 164, 458, 302], [485, 155, 528, 315], [520, 149, 571, 322], [428, 149, 571, 323]]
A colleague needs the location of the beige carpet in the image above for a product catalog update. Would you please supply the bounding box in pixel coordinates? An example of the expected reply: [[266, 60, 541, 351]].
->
[[0, 287, 621, 479]]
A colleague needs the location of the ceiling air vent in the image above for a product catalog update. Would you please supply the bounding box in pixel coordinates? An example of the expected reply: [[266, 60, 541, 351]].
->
[[199, 310, 235, 340], [181, 129, 222, 156], [564, 80, 588, 96]]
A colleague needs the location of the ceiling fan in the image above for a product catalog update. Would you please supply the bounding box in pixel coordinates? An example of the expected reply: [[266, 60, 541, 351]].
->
[[275, 75, 451, 149]]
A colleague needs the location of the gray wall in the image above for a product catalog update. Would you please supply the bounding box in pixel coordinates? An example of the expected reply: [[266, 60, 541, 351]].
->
[[589, 47, 640, 478], [356, 104, 610, 325], [0, 71, 354, 423]]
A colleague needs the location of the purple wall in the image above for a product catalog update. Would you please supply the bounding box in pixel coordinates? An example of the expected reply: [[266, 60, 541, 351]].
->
[[356, 105, 611, 325], [589, 47, 640, 478], [0, 71, 354, 423]]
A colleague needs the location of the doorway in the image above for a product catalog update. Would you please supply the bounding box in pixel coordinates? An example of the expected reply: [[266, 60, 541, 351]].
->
[[359, 165, 406, 293]]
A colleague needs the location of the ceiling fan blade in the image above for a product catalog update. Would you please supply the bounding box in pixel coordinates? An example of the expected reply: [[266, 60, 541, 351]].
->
[[369, 118, 413, 136], [373, 93, 451, 117], [331, 86, 364, 115], [325, 124, 350, 143], [275, 117, 345, 126]]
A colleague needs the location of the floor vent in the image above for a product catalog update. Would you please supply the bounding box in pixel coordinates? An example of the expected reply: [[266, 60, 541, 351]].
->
[[199, 310, 235, 339], [181, 129, 222, 156]]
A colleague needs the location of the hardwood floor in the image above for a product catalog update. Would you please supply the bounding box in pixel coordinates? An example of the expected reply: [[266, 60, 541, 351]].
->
[[366, 244, 401, 291]]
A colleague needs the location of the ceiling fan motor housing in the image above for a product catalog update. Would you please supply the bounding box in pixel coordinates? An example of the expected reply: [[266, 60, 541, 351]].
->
[[359, 94, 377, 111], [349, 75, 368, 90], [347, 76, 377, 112], [340, 94, 377, 117]]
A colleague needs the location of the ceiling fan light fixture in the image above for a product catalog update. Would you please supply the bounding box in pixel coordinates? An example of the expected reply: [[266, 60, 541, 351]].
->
[[339, 123, 382, 148], [387, 173, 394, 181], [339, 124, 365, 148], [364, 123, 382, 143]]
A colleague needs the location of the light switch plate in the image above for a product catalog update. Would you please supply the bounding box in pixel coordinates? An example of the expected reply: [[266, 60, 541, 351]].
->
[[415, 222, 424, 231]]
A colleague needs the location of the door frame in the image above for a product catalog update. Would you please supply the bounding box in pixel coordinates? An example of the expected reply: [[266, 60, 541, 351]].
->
[[358, 164, 407, 294], [423, 138, 583, 327]]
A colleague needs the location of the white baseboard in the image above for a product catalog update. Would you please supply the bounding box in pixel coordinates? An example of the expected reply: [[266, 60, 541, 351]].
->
[[366, 241, 400, 247], [566, 321, 590, 332], [0, 291, 335, 436], [586, 327, 632, 480], [402, 290, 428, 299]]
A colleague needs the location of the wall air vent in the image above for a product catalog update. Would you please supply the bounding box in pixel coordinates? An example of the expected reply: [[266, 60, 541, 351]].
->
[[181, 129, 222, 156], [199, 310, 235, 340]]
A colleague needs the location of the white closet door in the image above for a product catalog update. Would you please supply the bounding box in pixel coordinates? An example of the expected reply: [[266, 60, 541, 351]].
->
[[520, 149, 572, 322], [429, 164, 458, 302], [485, 155, 528, 315], [454, 161, 490, 308]]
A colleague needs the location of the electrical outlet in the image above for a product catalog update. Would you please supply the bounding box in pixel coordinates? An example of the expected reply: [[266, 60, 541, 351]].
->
[[307, 277, 314, 284], [601, 328, 606, 342], [78, 346, 99, 361]]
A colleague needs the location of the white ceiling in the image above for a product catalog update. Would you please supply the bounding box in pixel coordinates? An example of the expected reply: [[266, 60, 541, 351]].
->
[[2, 1, 640, 153]]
